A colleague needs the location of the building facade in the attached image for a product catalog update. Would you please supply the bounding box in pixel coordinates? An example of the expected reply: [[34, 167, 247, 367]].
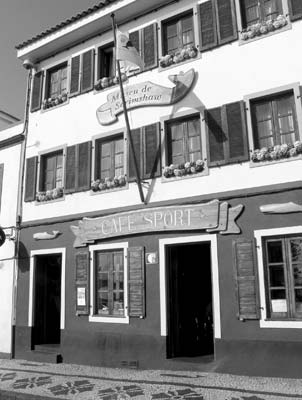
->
[[13, 0, 302, 376], [0, 123, 23, 358]]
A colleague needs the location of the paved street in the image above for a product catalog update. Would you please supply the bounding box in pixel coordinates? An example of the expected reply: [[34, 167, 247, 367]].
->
[[0, 358, 301, 400]]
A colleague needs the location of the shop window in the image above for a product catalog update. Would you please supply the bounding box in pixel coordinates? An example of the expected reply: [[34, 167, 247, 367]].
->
[[70, 49, 94, 96], [263, 236, 302, 320], [166, 115, 202, 165], [95, 250, 125, 317], [162, 11, 194, 56], [129, 123, 161, 181], [251, 91, 299, 149], [40, 151, 63, 192], [95, 135, 124, 180]]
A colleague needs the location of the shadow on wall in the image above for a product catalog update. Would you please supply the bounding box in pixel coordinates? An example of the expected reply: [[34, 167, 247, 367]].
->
[[18, 241, 30, 273]]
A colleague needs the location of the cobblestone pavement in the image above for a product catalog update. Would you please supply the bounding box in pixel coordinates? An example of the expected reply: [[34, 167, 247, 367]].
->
[[0, 359, 301, 400]]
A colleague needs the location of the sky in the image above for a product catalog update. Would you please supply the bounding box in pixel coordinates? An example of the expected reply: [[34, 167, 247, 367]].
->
[[0, 0, 100, 126]]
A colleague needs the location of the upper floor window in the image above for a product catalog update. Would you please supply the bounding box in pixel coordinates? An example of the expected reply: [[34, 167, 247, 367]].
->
[[166, 116, 201, 165], [240, 0, 283, 28], [40, 151, 63, 191], [251, 91, 298, 149], [263, 236, 302, 320], [95, 135, 124, 180], [47, 63, 67, 99], [163, 12, 194, 55], [98, 44, 115, 79]]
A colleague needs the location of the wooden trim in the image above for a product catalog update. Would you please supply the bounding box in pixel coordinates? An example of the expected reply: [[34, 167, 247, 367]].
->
[[0, 134, 24, 150]]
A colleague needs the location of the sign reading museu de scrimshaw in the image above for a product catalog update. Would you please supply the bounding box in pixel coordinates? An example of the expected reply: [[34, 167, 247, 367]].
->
[[70, 200, 243, 247], [96, 69, 195, 125]]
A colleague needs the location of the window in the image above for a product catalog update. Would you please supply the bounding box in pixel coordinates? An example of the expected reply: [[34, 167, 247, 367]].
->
[[240, 0, 282, 28], [47, 64, 67, 99], [163, 12, 194, 55], [166, 116, 201, 165], [263, 236, 302, 320], [95, 135, 124, 180], [40, 151, 63, 191], [98, 44, 115, 79], [95, 250, 125, 316], [70, 49, 94, 96], [129, 24, 158, 71], [251, 92, 298, 149]]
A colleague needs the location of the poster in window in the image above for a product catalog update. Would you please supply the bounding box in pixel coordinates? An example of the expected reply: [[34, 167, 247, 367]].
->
[[77, 287, 86, 307], [271, 299, 287, 313]]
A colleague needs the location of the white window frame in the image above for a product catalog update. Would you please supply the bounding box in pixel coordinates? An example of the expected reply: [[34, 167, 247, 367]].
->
[[255, 226, 302, 328], [244, 83, 302, 166], [28, 248, 66, 330], [235, 0, 291, 45], [89, 242, 129, 324], [159, 234, 221, 339]]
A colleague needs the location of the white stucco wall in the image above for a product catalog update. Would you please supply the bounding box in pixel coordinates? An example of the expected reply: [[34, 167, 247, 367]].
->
[[20, 0, 302, 222], [0, 124, 22, 355]]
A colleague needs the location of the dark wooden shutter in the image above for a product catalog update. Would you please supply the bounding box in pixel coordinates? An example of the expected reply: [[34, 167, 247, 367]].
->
[[129, 128, 141, 182], [65, 145, 76, 194], [142, 23, 158, 70], [31, 71, 43, 112], [70, 55, 81, 97], [215, 0, 237, 44], [206, 106, 226, 165], [77, 141, 91, 191], [75, 250, 90, 316], [81, 49, 94, 92], [0, 164, 3, 211], [233, 238, 260, 320], [24, 156, 38, 202], [128, 247, 145, 318], [289, 0, 302, 21], [225, 101, 248, 162], [143, 123, 161, 179], [199, 1, 218, 51]]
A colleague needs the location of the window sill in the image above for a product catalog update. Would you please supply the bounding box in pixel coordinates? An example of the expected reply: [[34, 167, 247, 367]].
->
[[260, 318, 302, 328], [239, 21, 291, 46], [249, 154, 302, 168], [41, 97, 70, 113], [89, 315, 129, 324]]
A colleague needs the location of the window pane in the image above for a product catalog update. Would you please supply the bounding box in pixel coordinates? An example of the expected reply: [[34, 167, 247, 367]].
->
[[276, 95, 296, 145], [295, 289, 302, 313], [269, 265, 285, 287], [97, 253, 110, 271], [113, 292, 124, 315], [290, 240, 302, 262], [270, 289, 286, 299], [99, 273, 109, 290], [242, 0, 260, 25], [181, 15, 193, 47], [98, 292, 109, 315], [293, 265, 302, 286], [267, 241, 283, 263], [172, 140, 184, 157], [264, 0, 282, 20]]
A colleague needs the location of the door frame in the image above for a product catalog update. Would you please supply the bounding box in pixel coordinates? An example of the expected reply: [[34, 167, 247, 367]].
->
[[28, 248, 66, 331], [159, 235, 221, 341]]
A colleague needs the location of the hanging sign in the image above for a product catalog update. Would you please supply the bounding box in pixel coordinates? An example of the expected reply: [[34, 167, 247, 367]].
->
[[71, 200, 244, 247], [96, 69, 195, 125]]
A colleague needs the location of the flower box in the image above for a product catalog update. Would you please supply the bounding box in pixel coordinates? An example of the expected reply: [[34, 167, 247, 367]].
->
[[163, 160, 205, 178], [241, 15, 287, 41], [251, 141, 302, 163], [42, 93, 68, 109], [91, 175, 127, 192], [36, 187, 64, 202], [159, 46, 198, 68], [94, 74, 127, 91]]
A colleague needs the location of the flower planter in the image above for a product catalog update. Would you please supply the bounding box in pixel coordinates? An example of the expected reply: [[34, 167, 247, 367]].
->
[[42, 93, 68, 109], [36, 187, 64, 202], [241, 15, 287, 41], [91, 175, 127, 192], [251, 141, 302, 163], [159, 46, 198, 68], [94, 74, 127, 91], [163, 160, 205, 178]]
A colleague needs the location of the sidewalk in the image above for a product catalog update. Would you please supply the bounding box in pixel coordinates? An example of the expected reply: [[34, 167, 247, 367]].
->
[[0, 358, 301, 400]]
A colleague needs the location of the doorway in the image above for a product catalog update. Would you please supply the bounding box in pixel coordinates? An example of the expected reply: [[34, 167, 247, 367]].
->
[[166, 242, 213, 358], [33, 254, 62, 346]]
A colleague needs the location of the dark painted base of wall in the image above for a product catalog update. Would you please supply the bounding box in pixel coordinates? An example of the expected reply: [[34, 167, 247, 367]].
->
[[0, 352, 12, 359], [215, 339, 302, 378]]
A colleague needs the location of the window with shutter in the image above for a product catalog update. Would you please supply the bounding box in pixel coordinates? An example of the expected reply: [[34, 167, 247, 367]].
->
[[69, 55, 81, 97], [65, 141, 91, 193], [206, 101, 249, 166], [163, 11, 195, 55], [81, 49, 94, 92], [129, 23, 158, 71], [97, 43, 115, 80], [128, 247, 145, 318], [240, 0, 283, 28], [25, 156, 38, 202], [75, 250, 90, 316], [288, 0, 302, 21], [199, 0, 237, 51], [47, 63, 68, 99], [31, 71, 43, 112], [129, 123, 161, 181], [95, 135, 124, 180], [233, 238, 260, 320]]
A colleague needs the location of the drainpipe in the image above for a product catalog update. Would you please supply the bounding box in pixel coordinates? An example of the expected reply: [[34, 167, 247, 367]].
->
[[11, 59, 35, 357]]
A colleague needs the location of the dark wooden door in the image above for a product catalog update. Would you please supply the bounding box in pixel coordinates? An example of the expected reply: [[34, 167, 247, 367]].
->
[[167, 242, 213, 358], [34, 255, 62, 345]]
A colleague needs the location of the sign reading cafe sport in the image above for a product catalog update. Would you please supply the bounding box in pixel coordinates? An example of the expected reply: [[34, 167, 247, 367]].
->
[[70, 200, 244, 247], [96, 69, 195, 125]]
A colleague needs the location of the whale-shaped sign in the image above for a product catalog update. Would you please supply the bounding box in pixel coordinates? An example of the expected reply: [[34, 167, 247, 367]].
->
[[96, 69, 195, 125]]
